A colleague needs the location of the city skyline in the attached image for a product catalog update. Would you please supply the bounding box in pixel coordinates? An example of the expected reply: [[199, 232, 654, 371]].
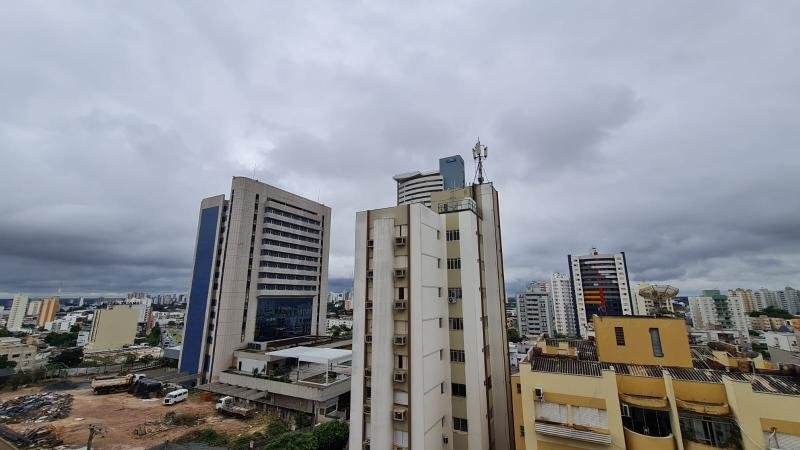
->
[[2, 3, 800, 297]]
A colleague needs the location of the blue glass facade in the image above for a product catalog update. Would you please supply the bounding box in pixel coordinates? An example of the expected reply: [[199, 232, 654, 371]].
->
[[179, 206, 219, 374], [439, 155, 465, 190], [254, 297, 313, 341]]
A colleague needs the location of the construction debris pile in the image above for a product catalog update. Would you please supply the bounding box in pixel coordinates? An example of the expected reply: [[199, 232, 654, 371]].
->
[[0, 393, 73, 424], [133, 412, 204, 438], [0, 425, 63, 449]]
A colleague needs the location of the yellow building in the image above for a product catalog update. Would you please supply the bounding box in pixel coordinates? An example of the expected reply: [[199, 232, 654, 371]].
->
[[515, 316, 800, 450], [36, 297, 59, 327], [86, 305, 140, 352]]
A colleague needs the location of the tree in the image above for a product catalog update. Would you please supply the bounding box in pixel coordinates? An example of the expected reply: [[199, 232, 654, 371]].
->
[[146, 323, 161, 346], [44, 332, 78, 348], [69, 324, 81, 333], [265, 432, 317, 450], [264, 418, 288, 442], [313, 420, 349, 450], [0, 355, 17, 369], [507, 327, 521, 343], [51, 348, 83, 368], [0, 327, 12, 338], [749, 307, 793, 319]]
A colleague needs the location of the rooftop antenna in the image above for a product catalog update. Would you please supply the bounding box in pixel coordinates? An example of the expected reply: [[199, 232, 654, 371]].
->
[[472, 138, 488, 184]]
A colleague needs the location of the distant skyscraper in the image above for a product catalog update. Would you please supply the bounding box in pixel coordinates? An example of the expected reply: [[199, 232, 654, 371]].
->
[[550, 272, 577, 336], [689, 290, 749, 338], [7, 295, 28, 332], [728, 288, 757, 313], [754, 288, 780, 310], [393, 155, 465, 207], [180, 177, 331, 384], [568, 248, 633, 337], [37, 297, 59, 327], [782, 286, 800, 314], [516, 282, 553, 337]]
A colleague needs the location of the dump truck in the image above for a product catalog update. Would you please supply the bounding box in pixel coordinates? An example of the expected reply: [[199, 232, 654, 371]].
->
[[91, 373, 146, 394], [215, 396, 255, 419]]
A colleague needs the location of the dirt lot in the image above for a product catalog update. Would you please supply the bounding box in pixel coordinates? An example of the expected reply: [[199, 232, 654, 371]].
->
[[0, 381, 259, 449]]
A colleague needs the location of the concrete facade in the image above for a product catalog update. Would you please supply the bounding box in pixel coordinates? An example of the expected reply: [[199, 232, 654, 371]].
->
[[550, 273, 577, 337], [86, 305, 140, 351], [37, 297, 59, 327], [517, 283, 553, 338], [568, 249, 633, 337], [179, 177, 331, 383], [7, 295, 28, 332]]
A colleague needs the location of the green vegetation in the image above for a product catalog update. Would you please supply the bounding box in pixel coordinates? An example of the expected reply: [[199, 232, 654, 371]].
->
[[146, 323, 162, 346], [44, 331, 78, 348], [749, 306, 793, 319], [266, 432, 317, 450], [175, 416, 347, 450], [0, 327, 13, 338], [507, 327, 521, 343], [50, 348, 84, 367], [313, 420, 349, 450], [329, 324, 352, 339]]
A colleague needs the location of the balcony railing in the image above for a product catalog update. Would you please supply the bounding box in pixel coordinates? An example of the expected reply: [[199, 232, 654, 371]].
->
[[437, 198, 478, 216], [534, 422, 612, 445]]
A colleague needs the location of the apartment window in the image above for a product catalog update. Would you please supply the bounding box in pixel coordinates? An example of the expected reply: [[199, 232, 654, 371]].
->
[[438, 317, 443, 328], [439, 349, 444, 360], [448, 288, 462, 299], [453, 417, 468, 432], [516, 383, 521, 394], [397, 355, 404, 369], [650, 328, 664, 357], [437, 258, 441, 268], [398, 287, 405, 300], [451, 383, 467, 397], [365, 386, 371, 399], [441, 382, 445, 394], [447, 258, 461, 270], [450, 349, 465, 363], [437, 230, 441, 240], [615, 327, 626, 346], [520, 425, 525, 437], [438, 287, 442, 298], [449, 318, 464, 330], [446, 229, 460, 241]]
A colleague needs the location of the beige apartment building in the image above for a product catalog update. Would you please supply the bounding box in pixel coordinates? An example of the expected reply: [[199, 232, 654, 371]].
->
[[349, 182, 512, 450], [0, 337, 47, 371], [36, 297, 59, 327], [85, 305, 140, 352]]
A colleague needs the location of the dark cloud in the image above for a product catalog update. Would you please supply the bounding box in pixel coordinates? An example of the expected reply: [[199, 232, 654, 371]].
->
[[1, 2, 799, 297]]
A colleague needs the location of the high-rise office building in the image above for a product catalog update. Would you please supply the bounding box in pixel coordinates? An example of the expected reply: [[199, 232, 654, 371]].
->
[[393, 155, 465, 207], [728, 288, 758, 313], [568, 248, 633, 337], [516, 282, 552, 337], [37, 297, 59, 327], [179, 177, 331, 384], [7, 295, 28, 332], [349, 182, 512, 450], [550, 273, 577, 337]]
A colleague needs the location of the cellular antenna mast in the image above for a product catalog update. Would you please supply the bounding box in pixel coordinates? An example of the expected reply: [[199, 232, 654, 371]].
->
[[472, 138, 488, 184]]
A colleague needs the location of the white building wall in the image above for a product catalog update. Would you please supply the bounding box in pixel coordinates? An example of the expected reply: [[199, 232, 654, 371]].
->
[[550, 273, 576, 336], [348, 212, 368, 450], [7, 295, 28, 332]]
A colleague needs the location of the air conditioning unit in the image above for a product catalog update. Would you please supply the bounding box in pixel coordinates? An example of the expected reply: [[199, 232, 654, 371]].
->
[[365, 301, 373, 309], [621, 404, 631, 417], [448, 297, 458, 304], [367, 240, 374, 248], [363, 439, 371, 450], [393, 408, 407, 421], [394, 236, 407, 246], [393, 335, 407, 346], [363, 404, 371, 415], [534, 387, 544, 399], [393, 370, 407, 383], [394, 269, 407, 278], [366, 270, 374, 279], [442, 435, 449, 444], [365, 334, 372, 344], [394, 301, 407, 310], [364, 368, 371, 378]]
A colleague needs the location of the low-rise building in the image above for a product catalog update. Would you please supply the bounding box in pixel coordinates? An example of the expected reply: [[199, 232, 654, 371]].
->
[[748, 315, 791, 331], [197, 336, 351, 425], [513, 315, 800, 450], [763, 331, 799, 352], [0, 337, 48, 371], [325, 317, 353, 331]]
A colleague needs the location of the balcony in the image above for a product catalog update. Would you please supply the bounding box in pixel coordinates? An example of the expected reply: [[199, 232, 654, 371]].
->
[[534, 422, 612, 445], [624, 428, 675, 450], [437, 198, 478, 216]]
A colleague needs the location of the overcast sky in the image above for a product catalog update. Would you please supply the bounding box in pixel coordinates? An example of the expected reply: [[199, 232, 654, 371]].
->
[[1, 2, 799, 298]]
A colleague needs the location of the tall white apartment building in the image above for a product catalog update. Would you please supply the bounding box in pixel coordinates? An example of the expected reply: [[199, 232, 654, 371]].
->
[[7, 295, 28, 332], [550, 273, 577, 336], [516, 282, 552, 337], [568, 248, 633, 337], [25, 299, 42, 317], [777, 286, 800, 315], [754, 288, 780, 310], [728, 288, 758, 313], [350, 183, 512, 450], [179, 177, 331, 384], [689, 290, 749, 337]]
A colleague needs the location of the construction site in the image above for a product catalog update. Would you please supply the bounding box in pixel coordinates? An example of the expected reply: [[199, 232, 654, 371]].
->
[[0, 376, 263, 450]]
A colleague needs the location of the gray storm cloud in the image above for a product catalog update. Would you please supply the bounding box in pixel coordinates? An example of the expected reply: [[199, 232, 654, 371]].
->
[[1, 1, 799, 297]]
